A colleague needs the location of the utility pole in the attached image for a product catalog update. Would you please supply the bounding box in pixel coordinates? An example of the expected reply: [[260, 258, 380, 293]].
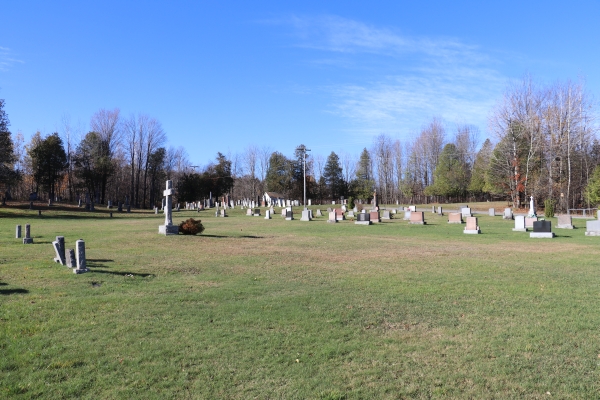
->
[[296, 146, 311, 207]]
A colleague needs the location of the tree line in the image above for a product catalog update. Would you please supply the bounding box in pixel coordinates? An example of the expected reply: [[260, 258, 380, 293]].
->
[[0, 105, 197, 207], [1, 75, 599, 211], [229, 76, 600, 211]]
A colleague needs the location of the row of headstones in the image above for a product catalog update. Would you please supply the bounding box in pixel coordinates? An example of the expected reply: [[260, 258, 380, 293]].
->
[[52, 236, 89, 273], [14, 225, 88, 273], [207, 198, 600, 237], [76, 199, 131, 213]]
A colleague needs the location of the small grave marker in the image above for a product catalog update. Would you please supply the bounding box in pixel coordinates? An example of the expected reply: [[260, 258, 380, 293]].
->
[[409, 212, 425, 225], [448, 213, 463, 224], [556, 215, 573, 229], [513, 215, 527, 232], [23, 224, 33, 244], [464, 217, 480, 234]]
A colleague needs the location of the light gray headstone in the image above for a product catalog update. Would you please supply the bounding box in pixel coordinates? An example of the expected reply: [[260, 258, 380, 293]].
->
[[66, 248, 76, 268], [513, 215, 527, 232], [53, 236, 65, 265], [23, 224, 33, 244], [74, 239, 89, 274]]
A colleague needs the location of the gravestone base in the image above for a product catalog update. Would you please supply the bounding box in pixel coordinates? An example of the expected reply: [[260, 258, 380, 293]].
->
[[585, 231, 600, 236], [159, 225, 179, 235], [530, 232, 554, 238], [73, 267, 90, 274], [285, 217, 294, 221], [23, 237, 33, 244], [355, 220, 371, 225], [409, 221, 425, 225], [448, 221, 463, 224], [464, 229, 481, 234], [327, 219, 337, 223], [512, 228, 528, 232]]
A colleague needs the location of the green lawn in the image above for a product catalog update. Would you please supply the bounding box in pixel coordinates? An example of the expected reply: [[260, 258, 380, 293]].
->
[[1, 203, 600, 399]]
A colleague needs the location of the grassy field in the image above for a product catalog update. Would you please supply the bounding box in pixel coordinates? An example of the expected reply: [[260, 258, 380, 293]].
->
[[1, 202, 600, 399]]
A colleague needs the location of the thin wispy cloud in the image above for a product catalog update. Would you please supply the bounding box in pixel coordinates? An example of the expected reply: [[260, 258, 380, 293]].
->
[[0, 46, 24, 72], [281, 15, 509, 140]]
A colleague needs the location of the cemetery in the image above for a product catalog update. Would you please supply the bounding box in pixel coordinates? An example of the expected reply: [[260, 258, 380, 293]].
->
[[2, 199, 600, 398]]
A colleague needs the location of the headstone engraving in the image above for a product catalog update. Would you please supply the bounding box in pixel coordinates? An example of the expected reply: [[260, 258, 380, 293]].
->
[[158, 180, 179, 235]]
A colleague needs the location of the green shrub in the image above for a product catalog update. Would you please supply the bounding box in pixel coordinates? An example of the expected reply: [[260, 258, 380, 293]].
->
[[178, 218, 205, 235], [347, 196, 355, 210], [544, 199, 555, 218]]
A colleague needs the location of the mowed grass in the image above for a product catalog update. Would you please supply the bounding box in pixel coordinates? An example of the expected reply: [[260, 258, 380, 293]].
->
[[1, 203, 600, 399]]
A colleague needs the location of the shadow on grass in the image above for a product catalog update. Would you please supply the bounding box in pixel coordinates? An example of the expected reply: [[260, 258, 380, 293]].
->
[[0, 288, 29, 295], [92, 269, 154, 278], [88, 259, 114, 263], [200, 234, 264, 239]]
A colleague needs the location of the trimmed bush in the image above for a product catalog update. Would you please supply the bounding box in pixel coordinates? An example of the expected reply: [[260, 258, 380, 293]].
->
[[178, 218, 205, 235], [544, 199, 555, 218]]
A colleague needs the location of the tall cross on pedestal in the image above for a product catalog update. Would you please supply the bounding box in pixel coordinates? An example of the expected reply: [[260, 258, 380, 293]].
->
[[164, 181, 173, 226]]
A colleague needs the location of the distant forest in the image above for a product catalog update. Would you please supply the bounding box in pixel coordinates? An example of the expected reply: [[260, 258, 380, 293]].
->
[[2, 76, 600, 211]]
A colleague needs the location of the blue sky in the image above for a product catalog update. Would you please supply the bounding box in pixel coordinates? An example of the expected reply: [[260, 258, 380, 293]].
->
[[2, 1, 599, 166]]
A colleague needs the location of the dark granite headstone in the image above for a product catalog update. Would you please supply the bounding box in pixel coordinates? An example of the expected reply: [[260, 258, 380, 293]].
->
[[533, 220, 552, 233], [357, 213, 370, 222]]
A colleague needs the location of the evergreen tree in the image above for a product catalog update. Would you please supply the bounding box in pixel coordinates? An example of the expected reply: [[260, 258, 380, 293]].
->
[[584, 165, 600, 206], [424, 143, 467, 200], [354, 148, 374, 200], [28, 133, 68, 200], [323, 151, 344, 200], [0, 99, 19, 192], [265, 151, 290, 194], [468, 138, 493, 196]]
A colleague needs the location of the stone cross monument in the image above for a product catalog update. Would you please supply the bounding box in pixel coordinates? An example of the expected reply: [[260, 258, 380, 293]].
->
[[159, 180, 179, 235], [527, 195, 536, 218]]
